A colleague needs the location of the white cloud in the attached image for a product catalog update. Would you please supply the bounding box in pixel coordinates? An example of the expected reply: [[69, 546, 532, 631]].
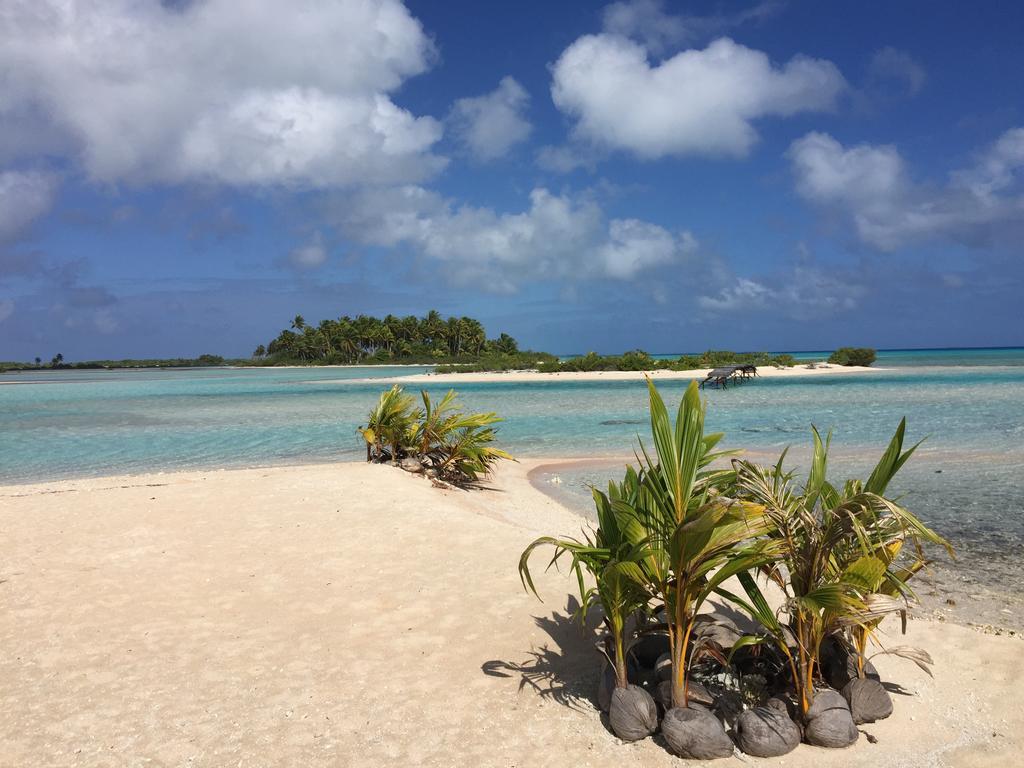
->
[[334, 186, 698, 291], [788, 129, 1024, 250], [288, 232, 329, 270], [598, 219, 695, 278], [551, 35, 845, 159], [602, 0, 689, 55], [699, 264, 864, 318], [0, 0, 444, 188], [601, 0, 784, 55], [0, 298, 14, 323], [449, 77, 532, 161], [0, 171, 58, 242], [867, 47, 926, 97]]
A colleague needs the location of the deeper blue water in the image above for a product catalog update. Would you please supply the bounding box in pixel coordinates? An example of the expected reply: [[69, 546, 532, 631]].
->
[[2, 350, 1022, 625]]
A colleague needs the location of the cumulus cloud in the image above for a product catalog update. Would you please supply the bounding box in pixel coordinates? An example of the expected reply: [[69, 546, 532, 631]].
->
[[287, 232, 329, 270], [333, 186, 697, 291], [449, 77, 532, 161], [602, 0, 689, 55], [0, 171, 58, 242], [551, 35, 845, 159], [867, 47, 926, 97], [601, 0, 784, 55], [788, 128, 1024, 250], [698, 263, 865, 318], [599, 220, 696, 279], [0, 0, 444, 187]]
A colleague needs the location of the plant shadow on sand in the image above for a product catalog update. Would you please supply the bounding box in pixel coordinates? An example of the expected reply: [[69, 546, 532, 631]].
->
[[481, 596, 602, 712]]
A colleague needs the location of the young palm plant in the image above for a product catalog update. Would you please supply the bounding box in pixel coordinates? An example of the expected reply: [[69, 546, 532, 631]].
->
[[411, 389, 511, 482], [826, 420, 953, 679], [725, 421, 951, 722], [357, 384, 419, 462], [519, 480, 657, 741], [617, 379, 775, 710], [411, 389, 461, 457], [359, 386, 512, 484]]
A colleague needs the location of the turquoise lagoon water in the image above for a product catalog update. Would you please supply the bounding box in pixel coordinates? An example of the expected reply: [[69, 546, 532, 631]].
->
[[2, 351, 1023, 626]]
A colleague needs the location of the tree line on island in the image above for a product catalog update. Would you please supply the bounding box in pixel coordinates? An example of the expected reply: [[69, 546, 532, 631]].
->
[[256, 309, 539, 366], [257, 310, 873, 371], [0, 307, 876, 372]]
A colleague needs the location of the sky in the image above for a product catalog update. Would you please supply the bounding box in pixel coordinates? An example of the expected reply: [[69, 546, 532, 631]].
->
[[1, 0, 1023, 360]]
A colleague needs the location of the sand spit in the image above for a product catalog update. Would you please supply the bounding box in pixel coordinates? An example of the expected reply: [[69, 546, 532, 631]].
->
[[1, 460, 1019, 766], [314, 364, 880, 386]]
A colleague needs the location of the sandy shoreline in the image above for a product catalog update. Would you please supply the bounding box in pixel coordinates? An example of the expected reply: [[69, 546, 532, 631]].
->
[[0, 363, 879, 387], [2, 460, 1020, 767], [316, 364, 880, 386]]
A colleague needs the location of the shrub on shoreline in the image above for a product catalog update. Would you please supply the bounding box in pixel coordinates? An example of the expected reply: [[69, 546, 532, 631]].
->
[[545, 349, 796, 373], [828, 347, 877, 366], [357, 385, 511, 485]]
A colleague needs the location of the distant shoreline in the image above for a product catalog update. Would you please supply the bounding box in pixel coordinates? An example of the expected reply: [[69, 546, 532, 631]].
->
[[312, 363, 880, 386]]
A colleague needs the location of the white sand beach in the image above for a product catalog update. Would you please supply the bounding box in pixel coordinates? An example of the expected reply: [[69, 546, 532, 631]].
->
[[332, 364, 879, 386], [1, 459, 1019, 767]]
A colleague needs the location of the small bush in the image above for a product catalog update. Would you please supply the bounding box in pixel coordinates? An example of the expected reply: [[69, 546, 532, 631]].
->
[[357, 386, 511, 485], [828, 347, 877, 367]]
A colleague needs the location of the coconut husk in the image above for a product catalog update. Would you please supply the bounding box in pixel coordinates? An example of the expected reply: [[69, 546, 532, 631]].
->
[[608, 684, 658, 742], [661, 706, 734, 759]]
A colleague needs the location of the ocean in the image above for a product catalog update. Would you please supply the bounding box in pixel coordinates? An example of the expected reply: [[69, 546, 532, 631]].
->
[[2, 348, 1022, 628]]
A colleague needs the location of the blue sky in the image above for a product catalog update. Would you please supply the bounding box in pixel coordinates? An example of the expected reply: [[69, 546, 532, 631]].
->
[[1, 0, 1022, 360]]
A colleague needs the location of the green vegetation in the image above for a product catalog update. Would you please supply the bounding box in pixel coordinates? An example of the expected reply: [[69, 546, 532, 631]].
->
[[0, 354, 237, 372], [536, 349, 796, 373], [728, 421, 951, 718], [828, 347, 877, 366], [261, 309, 538, 365], [518, 378, 951, 753], [358, 385, 512, 485]]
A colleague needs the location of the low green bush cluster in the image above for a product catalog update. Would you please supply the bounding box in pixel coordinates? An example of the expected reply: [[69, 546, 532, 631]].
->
[[0, 355, 242, 372], [357, 385, 511, 485], [828, 347, 877, 366], [534, 349, 796, 373]]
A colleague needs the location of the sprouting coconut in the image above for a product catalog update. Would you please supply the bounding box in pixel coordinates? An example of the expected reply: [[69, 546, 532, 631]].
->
[[520, 476, 657, 742]]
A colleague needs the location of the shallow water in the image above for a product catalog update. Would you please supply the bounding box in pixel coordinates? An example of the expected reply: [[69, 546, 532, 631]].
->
[[2, 354, 1022, 627]]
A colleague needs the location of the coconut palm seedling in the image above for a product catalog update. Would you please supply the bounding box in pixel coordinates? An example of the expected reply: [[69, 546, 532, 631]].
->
[[725, 421, 951, 731], [358, 384, 419, 462], [827, 420, 953, 680], [413, 389, 512, 483], [358, 386, 512, 484], [619, 379, 775, 713], [520, 379, 776, 751], [519, 479, 657, 741]]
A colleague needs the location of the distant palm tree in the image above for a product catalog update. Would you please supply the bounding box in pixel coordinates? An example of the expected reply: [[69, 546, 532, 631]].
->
[[34, 357, 41, 366], [423, 309, 444, 347], [253, 345, 266, 358], [51, 353, 64, 366], [291, 315, 306, 331]]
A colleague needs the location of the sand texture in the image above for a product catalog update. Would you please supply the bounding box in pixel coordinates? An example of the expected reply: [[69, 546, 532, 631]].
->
[[1, 460, 1019, 767], [324, 364, 878, 386]]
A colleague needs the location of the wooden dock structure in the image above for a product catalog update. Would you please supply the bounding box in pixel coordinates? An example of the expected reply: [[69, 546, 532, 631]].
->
[[698, 364, 758, 389]]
